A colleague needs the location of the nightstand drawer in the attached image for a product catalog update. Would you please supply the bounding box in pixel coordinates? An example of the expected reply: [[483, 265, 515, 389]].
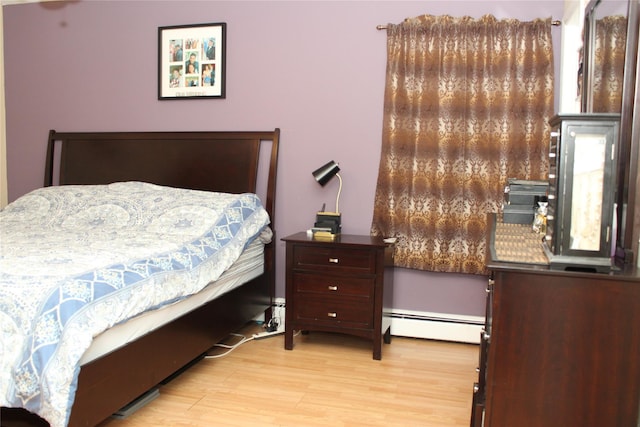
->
[[292, 245, 375, 273], [294, 296, 373, 326], [293, 272, 373, 297]]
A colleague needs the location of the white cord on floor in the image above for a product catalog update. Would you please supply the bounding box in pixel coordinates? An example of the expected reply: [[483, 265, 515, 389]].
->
[[204, 333, 254, 359]]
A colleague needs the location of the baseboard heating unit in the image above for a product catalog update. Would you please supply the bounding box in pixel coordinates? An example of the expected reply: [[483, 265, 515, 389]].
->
[[260, 299, 483, 345], [390, 310, 484, 344]]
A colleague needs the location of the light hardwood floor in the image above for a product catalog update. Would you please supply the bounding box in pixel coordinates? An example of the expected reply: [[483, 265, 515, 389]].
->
[[98, 323, 478, 427]]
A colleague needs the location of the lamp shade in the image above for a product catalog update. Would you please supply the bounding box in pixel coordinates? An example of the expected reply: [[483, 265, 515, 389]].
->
[[312, 161, 340, 186]]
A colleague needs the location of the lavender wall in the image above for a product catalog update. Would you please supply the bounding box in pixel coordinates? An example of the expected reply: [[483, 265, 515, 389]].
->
[[3, 0, 564, 317]]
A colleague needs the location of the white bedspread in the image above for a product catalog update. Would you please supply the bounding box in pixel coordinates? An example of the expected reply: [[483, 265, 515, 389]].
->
[[0, 182, 271, 427]]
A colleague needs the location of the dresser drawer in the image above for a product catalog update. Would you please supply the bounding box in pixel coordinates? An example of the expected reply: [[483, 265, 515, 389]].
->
[[293, 295, 373, 327], [292, 245, 376, 273], [293, 272, 373, 298]]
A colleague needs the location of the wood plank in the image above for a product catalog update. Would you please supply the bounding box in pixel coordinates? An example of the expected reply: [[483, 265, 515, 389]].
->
[[97, 324, 478, 427]]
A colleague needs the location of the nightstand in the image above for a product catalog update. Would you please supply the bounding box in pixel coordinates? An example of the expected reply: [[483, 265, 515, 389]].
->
[[281, 232, 394, 360]]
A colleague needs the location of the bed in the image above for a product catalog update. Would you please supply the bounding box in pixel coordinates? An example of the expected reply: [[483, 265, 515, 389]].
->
[[0, 129, 280, 427]]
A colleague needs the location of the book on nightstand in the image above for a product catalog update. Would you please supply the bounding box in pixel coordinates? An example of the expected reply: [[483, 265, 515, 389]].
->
[[312, 211, 341, 239]]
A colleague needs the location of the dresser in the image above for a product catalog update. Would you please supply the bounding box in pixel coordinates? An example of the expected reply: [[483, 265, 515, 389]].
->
[[471, 215, 640, 427], [281, 232, 394, 360]]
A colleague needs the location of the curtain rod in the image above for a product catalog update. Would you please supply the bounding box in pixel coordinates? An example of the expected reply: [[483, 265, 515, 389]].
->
[[376, 19, 561, 30]]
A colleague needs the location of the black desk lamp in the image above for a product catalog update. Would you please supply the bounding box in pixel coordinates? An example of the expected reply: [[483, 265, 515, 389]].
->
[[312, 160, 342, 236]]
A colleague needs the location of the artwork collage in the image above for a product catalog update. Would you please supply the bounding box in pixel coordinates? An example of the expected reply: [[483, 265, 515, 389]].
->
[[168, 37, 217, 88]]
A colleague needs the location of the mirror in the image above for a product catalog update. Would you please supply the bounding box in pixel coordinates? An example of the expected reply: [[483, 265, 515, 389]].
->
[[581, 0, 640, 264], [582, 0, 628, 113], [570, 132, 607, 251]]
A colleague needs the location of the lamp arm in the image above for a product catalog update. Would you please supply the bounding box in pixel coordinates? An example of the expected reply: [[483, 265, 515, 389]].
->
[[335, 173, 343, 214]]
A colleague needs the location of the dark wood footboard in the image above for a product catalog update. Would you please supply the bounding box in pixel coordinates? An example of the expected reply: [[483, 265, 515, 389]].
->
[[69, 274, 270, 427]]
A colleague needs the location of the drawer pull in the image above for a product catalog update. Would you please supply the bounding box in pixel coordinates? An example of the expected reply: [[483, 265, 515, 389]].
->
[[328, 258, 339, 264], [327, 312, 337, 318], [328, 285, 338, 291]]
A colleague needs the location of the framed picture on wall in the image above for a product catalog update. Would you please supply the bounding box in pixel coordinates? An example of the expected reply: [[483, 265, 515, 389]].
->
[[158, 22, 226, 99]]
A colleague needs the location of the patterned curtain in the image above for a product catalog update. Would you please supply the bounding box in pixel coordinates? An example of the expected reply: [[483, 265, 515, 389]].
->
[[592, 15, 627, 113], [371, 15, 554, 275]]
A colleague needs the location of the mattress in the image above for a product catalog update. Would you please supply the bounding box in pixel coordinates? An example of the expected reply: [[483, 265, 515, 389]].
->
[[79, 238, 265, 365]]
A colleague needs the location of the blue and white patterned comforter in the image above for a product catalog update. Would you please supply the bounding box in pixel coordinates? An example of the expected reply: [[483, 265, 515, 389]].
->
[[0, 181, 271, 427]]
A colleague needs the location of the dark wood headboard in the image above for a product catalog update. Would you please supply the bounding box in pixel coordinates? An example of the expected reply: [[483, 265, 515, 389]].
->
[[45, 129, 280, 223]]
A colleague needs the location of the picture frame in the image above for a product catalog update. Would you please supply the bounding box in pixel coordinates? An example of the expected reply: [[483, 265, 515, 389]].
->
[[158, 22, 226, 100]]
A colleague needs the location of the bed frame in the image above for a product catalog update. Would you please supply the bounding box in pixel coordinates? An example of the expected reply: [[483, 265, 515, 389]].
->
[[2, 129, 280, 427]]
